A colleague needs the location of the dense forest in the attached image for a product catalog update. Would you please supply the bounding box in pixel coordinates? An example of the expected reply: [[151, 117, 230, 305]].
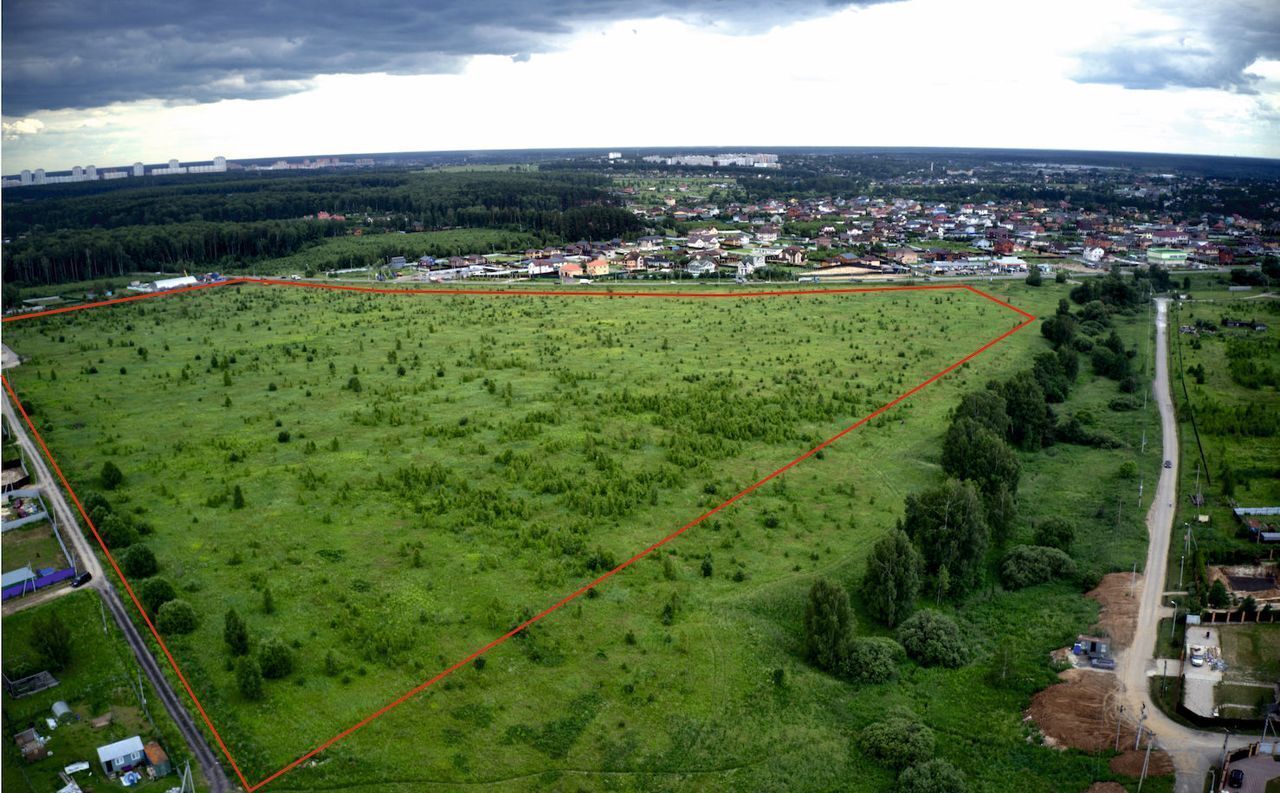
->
[[3, 171, 642, 285]]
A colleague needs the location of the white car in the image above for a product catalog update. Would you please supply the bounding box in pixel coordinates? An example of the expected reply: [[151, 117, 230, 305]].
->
[[1189, 645, 1206, 667]]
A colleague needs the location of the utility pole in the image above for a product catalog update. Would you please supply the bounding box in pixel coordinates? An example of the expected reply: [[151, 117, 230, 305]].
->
[[1137, 730, 1155, 793], [1219, 730, 1231, 784], [1135, 704, 1147, 750], [98, 594, 108, 635], [1139, 474, 1144, 510]]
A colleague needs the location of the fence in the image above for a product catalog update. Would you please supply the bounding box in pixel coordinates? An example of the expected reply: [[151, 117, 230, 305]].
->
[[1, 567, 76, 601], [2, 670, 60, 698], [1, 487, 50, 531]]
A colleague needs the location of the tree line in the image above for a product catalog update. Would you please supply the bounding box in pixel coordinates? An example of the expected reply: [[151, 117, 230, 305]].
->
[[5, 171, 643, 286]]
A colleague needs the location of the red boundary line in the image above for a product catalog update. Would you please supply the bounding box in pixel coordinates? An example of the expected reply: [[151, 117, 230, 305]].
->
[[2, 279, 1036, 790]]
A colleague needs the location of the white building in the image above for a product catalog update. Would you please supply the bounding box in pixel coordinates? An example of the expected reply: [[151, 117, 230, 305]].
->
[[133, 162, 145, 177]]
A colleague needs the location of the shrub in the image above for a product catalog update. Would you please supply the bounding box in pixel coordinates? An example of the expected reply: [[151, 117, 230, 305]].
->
[[900, 758, 968, 793], [1000, 545, 1077, 589], [258, 637, 294, 678], [98, 513, 137, 550], [1033, 517, 1075, 552], [139, 578, 177, 615], [157, 599, 199, 635], [30, 611, 73, 672], [840, 637, 905, 684], [236, 656, 264, 700], [897, 610, 967, 668], [100, 460, 124, 490], [224, 608, 250, 656], [859, 715, 935, 769], [120, 543, 158, 578]]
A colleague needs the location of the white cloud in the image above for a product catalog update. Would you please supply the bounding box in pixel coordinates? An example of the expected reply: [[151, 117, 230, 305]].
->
[[2, 0, 1277, 172], [2, 118, 46, 141]]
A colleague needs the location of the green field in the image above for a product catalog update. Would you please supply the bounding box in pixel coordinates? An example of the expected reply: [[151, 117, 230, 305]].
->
[[1, 592, 206, 793], [1, 520, 69, 572], [3, 279, 1167, 792]]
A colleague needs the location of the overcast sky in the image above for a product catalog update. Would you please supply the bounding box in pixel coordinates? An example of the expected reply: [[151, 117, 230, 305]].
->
[[2, 0, 1278, 173]]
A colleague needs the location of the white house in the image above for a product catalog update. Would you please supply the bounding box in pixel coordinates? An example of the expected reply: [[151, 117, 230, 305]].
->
[[97, 735, 145, 775]]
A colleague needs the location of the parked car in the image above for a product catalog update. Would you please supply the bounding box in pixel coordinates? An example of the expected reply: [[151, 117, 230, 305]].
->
[[71, 571, 92, 588], [1189, 645, 1206, 667], [1164, 460, 1173, 469], [1227, 768, 1244, 788]]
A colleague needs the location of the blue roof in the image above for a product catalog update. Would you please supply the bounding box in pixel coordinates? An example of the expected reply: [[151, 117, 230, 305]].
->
[[1, 566, 36, 587]]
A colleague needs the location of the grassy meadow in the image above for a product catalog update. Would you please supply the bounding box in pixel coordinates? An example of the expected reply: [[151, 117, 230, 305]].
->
[[3, 279, 1168, 792]]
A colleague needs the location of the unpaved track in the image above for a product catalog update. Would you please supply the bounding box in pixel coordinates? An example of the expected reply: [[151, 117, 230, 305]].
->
[[2, 386, 233, 792], [1115, 299, 1249, 792]]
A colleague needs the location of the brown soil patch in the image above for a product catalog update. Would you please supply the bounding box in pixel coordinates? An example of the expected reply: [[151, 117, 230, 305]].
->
[[1028, 668, 1130, 752], [1083, 784, 1127, 793], [1086, 572, 1141, 649], [1110, 748, 1174, 777]]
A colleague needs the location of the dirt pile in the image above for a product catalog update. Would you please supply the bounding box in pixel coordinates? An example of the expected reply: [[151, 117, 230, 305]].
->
[[1110, 748, 1174, 777], [1028, 668, 1174, 779], [1086, 572, 1141, 649], [1083, 783, 1127, 793], [1028, 668, 1129, 752]]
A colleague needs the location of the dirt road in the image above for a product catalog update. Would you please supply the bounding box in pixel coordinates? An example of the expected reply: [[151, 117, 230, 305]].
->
[[1116, 298, 1248, 792], [2, 386, 233, 792]]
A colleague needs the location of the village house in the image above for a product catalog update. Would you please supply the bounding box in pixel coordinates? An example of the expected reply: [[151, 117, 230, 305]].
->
[[583, 257, 609, 277], [755, 224, 780, 243]]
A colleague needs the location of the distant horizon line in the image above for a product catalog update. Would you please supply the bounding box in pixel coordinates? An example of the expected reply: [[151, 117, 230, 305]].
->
[[6, 144, 1278, 181]]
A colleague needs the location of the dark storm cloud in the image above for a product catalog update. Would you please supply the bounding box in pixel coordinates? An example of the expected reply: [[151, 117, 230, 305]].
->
[[1, 0, 890, 115], [1073, 1, 1280, 92]]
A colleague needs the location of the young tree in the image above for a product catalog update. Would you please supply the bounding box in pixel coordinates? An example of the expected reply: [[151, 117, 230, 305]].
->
[[257, 637, 294, 679], [232, 485, 246, 509], [860, 529, 922, 628], [950, 391, 1010, 439], [224, 608, 250, 656], [30, 610, 73, 671], [262, 587, 276, 615], [901, 480, 989, 598], [940, 418, 1021, 497], [1025, 266, 1042, 286], [897, 610, 967, 668], [100, 460, 124, 490], [236, 656, 264, 700], [120, 543, 158, 578], [984, 483, 1018, 548], [803, 578, 854, 673], [139, 578, 177, 615], [1208, 579, 1230, 608], [157, 599, 199, 635]]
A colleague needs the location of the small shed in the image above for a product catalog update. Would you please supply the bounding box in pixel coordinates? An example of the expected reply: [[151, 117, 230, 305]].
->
[[144, 742, 171, 777], [14, 728, 48, 762], [52, 700, 74, 723], [96, 735, 145, 775]]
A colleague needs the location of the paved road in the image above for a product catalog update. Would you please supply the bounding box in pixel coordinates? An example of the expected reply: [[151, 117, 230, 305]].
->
[[2, 387, 233, 792], [1116, 298, 1249, 792]]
